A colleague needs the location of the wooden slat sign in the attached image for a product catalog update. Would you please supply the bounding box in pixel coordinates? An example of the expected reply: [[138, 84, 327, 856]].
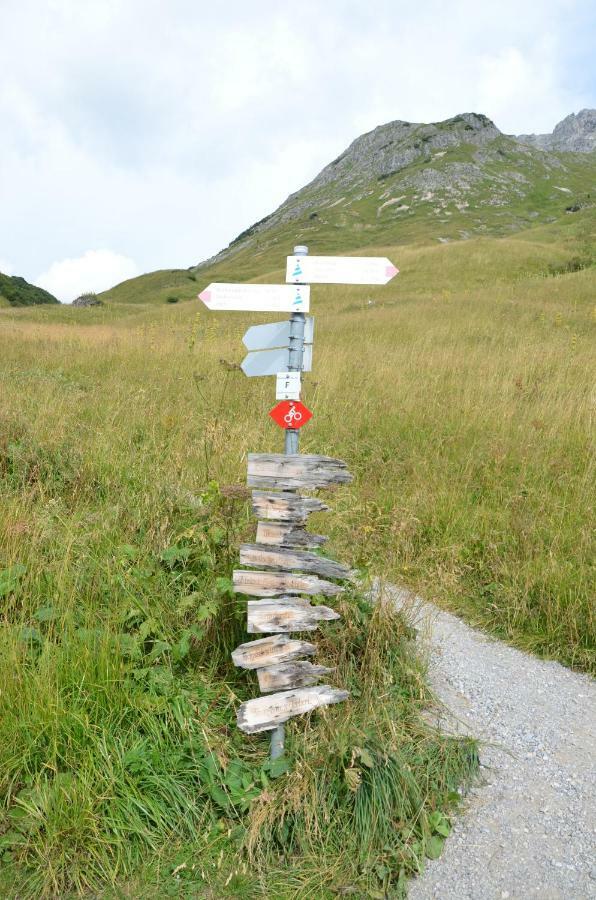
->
[[232, 634, 316, 670], [252, 491, 329, 522], [255, 521, 327, 549], [233, 449, 351, 737], [239, 544, 350, 580], [257, 661, 332, 693], [237, 685, 349, 733], [233, 569, 344, 597], [247, 600, 340, 634], [247, 454, 353, 490]]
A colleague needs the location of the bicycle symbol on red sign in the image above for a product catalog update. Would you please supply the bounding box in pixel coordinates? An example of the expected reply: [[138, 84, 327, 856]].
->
[[283, 405, 303, 426], [269, 400, 313, 430]]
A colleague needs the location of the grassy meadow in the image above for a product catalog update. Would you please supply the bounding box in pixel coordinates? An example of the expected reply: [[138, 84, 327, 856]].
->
[[0, 212, 594, 896]]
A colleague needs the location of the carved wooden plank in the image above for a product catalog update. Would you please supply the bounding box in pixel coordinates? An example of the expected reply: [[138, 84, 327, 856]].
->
[[247, 454, 353, 490], [257, 661, 333, 693], [239, 544, 349, 580], [252, 491, 328, 523], [233, 569, 344, 597], [256, 521, 327, 549], [272, 595, 311, 607], [232, 635, 316, 670], [237, 685, 349, 733], [247, 600, 340, 633]]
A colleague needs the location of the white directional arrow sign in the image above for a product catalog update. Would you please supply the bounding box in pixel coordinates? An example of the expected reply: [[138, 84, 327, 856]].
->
[[286, 255, 398, 285], [243, 317, 314, 352], [241, 345, 313, 378], [199, 283, 310, 312]]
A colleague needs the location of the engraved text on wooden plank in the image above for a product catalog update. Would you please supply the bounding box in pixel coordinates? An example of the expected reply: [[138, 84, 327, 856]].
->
[[233, 569, 344, 597], [237, 685, 349, 733], [255, 521, 327, 548], [247, 454, 353, 490], [251, 491, 329, 522], [232, 634, 317, 670], [239, 544, 350, 580], [257, 661, 333, 693], [247, 599, 341, 633]]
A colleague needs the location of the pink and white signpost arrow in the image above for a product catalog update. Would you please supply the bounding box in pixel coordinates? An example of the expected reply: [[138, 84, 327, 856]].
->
[[286, 254, 399, 286], [198, 282, 310, 312]]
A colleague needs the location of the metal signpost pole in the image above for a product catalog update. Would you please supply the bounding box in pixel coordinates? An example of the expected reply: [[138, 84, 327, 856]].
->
[[270, 244, 308, 760]]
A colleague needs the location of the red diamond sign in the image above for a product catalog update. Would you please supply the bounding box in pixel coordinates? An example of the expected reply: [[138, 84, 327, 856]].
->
[[269, 400, 313, 430]]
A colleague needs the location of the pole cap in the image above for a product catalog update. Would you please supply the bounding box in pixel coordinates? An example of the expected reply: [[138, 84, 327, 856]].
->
[[293, 245, 308, 256]]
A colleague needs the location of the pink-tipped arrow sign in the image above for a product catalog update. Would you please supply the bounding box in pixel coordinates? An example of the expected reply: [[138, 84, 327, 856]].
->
[[286, 255, 399, 285], [199, 282, 310, 312]]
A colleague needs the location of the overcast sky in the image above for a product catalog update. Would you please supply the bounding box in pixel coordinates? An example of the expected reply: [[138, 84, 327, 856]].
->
[[1, 0, 594, 301]]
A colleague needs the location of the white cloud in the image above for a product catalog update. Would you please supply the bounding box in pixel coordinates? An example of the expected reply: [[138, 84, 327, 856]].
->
[[476, 42, 578, 134], [36, 250, 139, 303]]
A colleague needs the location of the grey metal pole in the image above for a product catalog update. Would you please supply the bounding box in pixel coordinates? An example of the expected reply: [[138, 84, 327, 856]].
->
[[270, 244, 308, 761]]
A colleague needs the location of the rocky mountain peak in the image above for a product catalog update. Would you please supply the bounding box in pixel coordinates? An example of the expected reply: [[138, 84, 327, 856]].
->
[[297, 112, 502, 195], [516, 109, 596, 153], [197, 109, 595, 270]]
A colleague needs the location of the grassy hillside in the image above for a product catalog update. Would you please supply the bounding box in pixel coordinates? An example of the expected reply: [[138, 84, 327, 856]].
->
[[0, 273, 59, 307], [100, 267, 200, 306]]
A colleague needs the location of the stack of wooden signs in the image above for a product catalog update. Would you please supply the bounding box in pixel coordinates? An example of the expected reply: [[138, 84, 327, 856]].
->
[[232, 453, 353, 735]]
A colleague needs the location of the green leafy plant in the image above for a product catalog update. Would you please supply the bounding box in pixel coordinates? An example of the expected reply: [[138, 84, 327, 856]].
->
[[0, 564, 26, 599]]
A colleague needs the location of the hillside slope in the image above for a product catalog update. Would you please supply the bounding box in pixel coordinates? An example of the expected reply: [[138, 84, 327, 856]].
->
[[0, 272, 59, 307], [99, 110, 595, 305], [202, 111, 595, 271]]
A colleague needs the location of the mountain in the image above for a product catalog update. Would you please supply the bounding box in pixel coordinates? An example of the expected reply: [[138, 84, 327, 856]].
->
[[99, 110, 596, 303], [198, 111, 595, 274], [0, 272, 59, 307], [517, 109, 596, 153]]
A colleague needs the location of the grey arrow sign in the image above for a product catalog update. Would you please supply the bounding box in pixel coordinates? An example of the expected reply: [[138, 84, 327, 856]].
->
[[243, 317, 314, 352], [241, 344, 313, 377]]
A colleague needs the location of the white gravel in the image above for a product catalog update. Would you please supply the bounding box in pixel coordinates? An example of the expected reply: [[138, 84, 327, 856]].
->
[[377, 582, 596, 900]]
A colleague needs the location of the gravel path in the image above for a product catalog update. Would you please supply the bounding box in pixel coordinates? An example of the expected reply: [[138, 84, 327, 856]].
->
[[378, 583, 596, 900]]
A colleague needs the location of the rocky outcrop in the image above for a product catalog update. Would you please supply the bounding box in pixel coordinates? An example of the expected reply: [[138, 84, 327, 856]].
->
[[72, 292, 103, 308], [297, 113, 502, 193], [517, 109, 596, 153]]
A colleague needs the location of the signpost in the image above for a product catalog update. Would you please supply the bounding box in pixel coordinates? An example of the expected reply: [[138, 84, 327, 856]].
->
[[232, 634, 317, 670], [269, 400, 312, 430], [236, 686, 350, 735], [243, 318, 314, 351], [276, 372, 301, 401], [247, 599, 341, 634], [199, 283, 310, 312], [251, 491, 329, 522], [239, 544, 349, 579], [286, 254, 398, 285], [255, 520, 327, 548], [241, 345, 312, 378], [198, 243, 398, 758]]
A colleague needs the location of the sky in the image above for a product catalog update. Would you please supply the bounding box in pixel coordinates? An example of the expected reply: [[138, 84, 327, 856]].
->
[[1, 0, 594, 302]]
